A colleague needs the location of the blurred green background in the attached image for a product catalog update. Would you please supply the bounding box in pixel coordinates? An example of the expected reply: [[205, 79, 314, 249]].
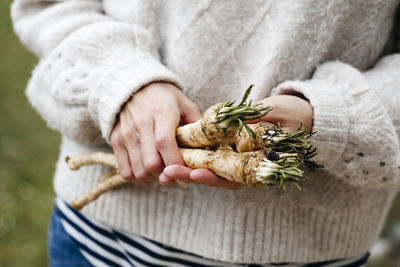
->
[[0, 1, 59, 266], [0, 1, 399, 266]]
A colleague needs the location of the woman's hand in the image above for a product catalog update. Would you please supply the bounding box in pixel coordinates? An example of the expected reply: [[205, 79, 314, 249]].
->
[[255, 94, 314, 134], [110, 82, 202, 185], [162, 165, 244, 190]]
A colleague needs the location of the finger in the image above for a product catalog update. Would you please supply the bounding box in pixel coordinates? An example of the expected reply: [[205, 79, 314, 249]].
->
[[151, 104, 190, 187], [125, 134, 152, 182], [154, 108, 188, 185], [160, 167, 188, 187], [154, 110, 184, 167], [134, 116, 164, 177], [111, 135, 134, 180], [176, 180, 190, 187], [179, 97, 202, 124], [164, 165, 242, 189], [163, 165, 201, 184], [158, 173, 177, 185], [120, 114, 153, 182], [190, 169, 243, 190]]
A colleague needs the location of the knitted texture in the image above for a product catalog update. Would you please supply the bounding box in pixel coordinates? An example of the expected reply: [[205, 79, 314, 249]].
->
[[11, 0, 400, 263]]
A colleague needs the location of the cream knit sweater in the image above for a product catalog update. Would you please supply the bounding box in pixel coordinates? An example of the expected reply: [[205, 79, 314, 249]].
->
[[11, 0, 400, 263]]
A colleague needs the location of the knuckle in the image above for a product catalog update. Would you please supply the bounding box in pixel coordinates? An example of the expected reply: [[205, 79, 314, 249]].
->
[[144, 158, 163, 174], [151, 105, 166, 116], [110, 133, 122, 147], [131, 178, 147, 185], [133, 169, 148, 181], [155, 134, 172, 150], [187, 100, 198, 111], [120, 127, 135, 140], [132, 117, 147, 131], [154, 104, 180, 118], [120, 168, 134, 180]]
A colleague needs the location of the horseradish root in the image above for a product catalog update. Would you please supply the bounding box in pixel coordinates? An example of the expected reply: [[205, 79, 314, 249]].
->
[[234, 122, 278, 152], [176, 85, 270, 148], [66, 152, 118, 170], [67, 149, 309, 209], [179, 148, 307, 190], [70, 173, 128, 210], [98, 169, 119, 183], [179, 148, 266, 188], [65, 85, 320, 210]]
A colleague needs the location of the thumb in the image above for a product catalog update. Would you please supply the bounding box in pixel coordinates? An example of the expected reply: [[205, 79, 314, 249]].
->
[[179, 98, 202, 124]]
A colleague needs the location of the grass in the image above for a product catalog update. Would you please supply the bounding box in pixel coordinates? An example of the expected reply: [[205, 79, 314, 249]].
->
[[0, 1, 399, 266], [0, 1, 59, 267]]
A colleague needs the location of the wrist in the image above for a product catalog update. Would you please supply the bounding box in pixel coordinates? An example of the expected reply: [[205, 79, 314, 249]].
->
[[139, 81, 181, 95]]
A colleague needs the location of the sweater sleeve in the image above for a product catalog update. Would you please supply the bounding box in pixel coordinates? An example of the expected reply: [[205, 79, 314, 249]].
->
[[270, 54, 400, 188], [11, 0, 183, 144]]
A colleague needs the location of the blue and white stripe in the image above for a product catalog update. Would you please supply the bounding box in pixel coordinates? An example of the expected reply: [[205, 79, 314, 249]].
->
[[55, 198, 370, 267]]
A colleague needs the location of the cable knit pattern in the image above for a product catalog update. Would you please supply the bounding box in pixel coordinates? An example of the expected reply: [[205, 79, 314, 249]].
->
[[11, 0, 400, 263]]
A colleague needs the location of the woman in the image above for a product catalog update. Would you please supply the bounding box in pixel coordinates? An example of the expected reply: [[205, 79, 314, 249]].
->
[[11, 0, 400, 266]]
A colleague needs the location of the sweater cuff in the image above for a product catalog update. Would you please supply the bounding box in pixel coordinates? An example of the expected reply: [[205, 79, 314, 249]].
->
[[89, 53, 183, 143], [271, 79, 349, 169]]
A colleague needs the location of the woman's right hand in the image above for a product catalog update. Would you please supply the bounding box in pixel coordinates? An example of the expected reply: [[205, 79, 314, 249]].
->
[[110, 82, 201, 185]]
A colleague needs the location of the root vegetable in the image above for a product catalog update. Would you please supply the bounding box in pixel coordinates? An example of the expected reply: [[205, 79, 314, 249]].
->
[[175, 85, 315, 157], [66, 149, 308, 209], [179, 148, 307, 190], [179, 148, 266, 188], [66, 152, 118, 170], [64, 85, 320, 210], [176, 85, 270, 148], [70, 173, 127, 210], [98, 169, 118, 183], [261, 123, 323, 170], [234, 122, 278, 152], [179, 117, 316, 156]]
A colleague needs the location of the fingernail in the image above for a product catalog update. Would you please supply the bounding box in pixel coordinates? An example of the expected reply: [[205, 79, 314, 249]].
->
[[159, 173, 173, 185], [189, 170, 201, 182], [177, 180, 189, 187], [190, 176, 200, 182], [120, 169, 131, 178]]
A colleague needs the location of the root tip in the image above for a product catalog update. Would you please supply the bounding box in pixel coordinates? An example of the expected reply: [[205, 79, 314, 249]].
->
[[65, 156, 80, 170], [70, 202, 83, 210]]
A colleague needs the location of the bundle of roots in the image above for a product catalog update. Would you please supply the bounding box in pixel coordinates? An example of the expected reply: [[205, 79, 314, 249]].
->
[[66, 85, 322, 209]]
